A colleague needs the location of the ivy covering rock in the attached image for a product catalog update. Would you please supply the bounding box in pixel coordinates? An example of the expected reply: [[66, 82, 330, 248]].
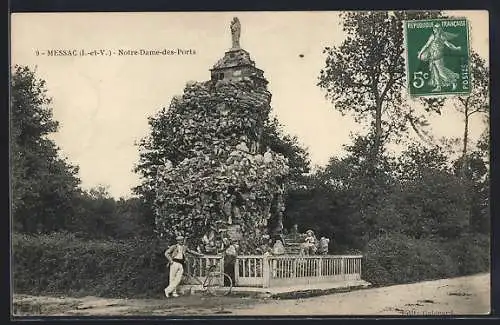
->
[[153, 78, 290, 252]]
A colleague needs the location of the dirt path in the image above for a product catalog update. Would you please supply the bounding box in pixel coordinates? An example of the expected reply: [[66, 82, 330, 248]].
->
[[233, 273, 490, 315], [13, 273, 490, 316], [13, 294, 262, 316]]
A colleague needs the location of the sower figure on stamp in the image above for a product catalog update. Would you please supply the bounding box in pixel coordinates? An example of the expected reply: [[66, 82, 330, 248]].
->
[[418, 23, 462, 92], [164, 235, 203, 298]]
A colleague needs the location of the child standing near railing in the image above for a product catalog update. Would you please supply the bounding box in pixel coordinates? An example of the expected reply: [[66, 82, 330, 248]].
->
[[318, 237, 330, 255], [302, 229, 317, 255]]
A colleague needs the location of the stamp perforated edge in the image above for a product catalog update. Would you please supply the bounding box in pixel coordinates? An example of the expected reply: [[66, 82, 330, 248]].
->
[[403, 17, 472, 98]]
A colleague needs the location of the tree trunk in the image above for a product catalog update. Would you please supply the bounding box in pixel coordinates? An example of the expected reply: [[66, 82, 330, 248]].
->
[[461, 102, 472, 227], [461, 105, 469, 178], [374, 101, 383, 167]]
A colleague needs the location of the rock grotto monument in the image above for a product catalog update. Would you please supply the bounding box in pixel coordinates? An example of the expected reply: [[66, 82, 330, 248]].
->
[[153, 17, 290, 253]]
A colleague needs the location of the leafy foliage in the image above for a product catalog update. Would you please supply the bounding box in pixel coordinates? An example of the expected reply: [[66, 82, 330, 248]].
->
[[453, 52, 489, 175], [393, 143, 470, 239], [11, 14, 490, 295], [393, 170, 470, 239], [68, 186, 153, 239], [364, 234, 459, 286], [364, 232, 489, 286], [286, 134, 397, 250], [395, 142, 450, 182], [261, 117, 311, 180], [12, 232, 167, 298], [452, 152, 490, 235], [155, 147, 289, 252], [136, 78, 306, 249], [318, 11, 443, 153], [11, 66, 81, 233], [444, 232, 490, 275], [312, 11, 489, 285], [287, 136, 488, 283]]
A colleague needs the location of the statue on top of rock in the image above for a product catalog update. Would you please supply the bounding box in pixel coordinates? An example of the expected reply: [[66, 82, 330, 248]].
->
[[230, 17, 241, 49]]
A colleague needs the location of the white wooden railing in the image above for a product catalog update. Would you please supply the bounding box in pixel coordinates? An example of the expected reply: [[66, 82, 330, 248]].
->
[[183, 254, 362, 288], [184, 255, 224, 285], [184, 254, 363, 288], [235, 255, 265, 287], [263, 255, 363, 288]]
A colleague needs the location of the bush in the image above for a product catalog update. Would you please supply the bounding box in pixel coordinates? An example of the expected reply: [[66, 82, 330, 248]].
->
[[12, 232, 168, 298], [363, 233, 459, 286], [445, 232, 490, 275]]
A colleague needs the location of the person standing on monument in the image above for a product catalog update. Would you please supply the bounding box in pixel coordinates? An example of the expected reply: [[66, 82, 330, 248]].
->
[[164, 235, 203, 298]]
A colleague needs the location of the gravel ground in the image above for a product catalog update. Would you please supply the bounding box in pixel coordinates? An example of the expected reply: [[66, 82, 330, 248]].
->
[[12, 273, 490, 317]]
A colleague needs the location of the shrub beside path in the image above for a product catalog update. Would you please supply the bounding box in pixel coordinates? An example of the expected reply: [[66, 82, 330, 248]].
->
[[13, 273, 490, 316]]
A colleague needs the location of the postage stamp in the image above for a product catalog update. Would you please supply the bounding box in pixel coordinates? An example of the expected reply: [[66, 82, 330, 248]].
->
[[404, 18, 471, 97]]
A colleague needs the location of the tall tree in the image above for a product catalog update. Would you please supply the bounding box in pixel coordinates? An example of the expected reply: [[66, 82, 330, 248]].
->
[[11, 65, 81, 233], [318, 11, 443, 166], [469, 129, 490, 234], [288, 134, 397, 247], [395, 142, 450, 183], [71, 185, 117, 238], [394, 142, 469, 238], [452, 52, 489, 176]]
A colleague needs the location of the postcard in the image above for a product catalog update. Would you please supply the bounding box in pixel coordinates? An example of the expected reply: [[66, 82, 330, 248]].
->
[[11, 10, 490, 317]]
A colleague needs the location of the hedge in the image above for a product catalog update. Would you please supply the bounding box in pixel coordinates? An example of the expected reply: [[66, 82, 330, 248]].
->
[[12, 232, 169, 298], [363, 232, 490, 286], [13, 231, 490, 297]]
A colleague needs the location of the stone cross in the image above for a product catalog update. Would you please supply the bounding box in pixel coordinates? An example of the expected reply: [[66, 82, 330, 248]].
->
[[230, 17, 241, 49]]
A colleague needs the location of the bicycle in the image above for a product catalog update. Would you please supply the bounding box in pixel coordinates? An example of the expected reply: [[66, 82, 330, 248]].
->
[[182, 263, 233, 296]]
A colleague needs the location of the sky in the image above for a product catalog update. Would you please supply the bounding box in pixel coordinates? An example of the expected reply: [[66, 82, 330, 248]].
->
[[11, 11, 489, 198]]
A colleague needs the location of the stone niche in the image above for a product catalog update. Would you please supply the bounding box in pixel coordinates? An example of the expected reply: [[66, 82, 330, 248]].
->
[[210, 48, 268, 87]]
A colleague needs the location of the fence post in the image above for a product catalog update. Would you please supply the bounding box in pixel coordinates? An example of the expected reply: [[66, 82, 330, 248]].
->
[[219, 256, 224, 285], [359, 256, 362, 280], [262, 255, 270, 288], [234, 257, 239, 287], [318, 257, 322, 277], [341, 257, 345, 281]]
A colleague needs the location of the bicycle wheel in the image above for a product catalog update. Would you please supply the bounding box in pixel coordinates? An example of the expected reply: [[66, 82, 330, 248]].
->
[[203, 272, 233, 296]]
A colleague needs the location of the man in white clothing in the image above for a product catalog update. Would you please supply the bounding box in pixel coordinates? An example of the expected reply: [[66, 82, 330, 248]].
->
[[164, 235, 203, 298]]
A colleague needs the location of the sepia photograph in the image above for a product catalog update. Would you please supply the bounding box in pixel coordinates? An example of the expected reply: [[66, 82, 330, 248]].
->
[[10, 10, 490, 317]]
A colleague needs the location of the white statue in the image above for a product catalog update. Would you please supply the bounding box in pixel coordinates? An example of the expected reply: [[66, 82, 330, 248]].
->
[[263, 148, 273, 163], [165, 159, 173, 170], [230, 17, 241, 49], [236, 141, 249, 153]]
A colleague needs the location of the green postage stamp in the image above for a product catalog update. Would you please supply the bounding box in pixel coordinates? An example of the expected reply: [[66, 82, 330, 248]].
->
[[404, 18, 471, 97]]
